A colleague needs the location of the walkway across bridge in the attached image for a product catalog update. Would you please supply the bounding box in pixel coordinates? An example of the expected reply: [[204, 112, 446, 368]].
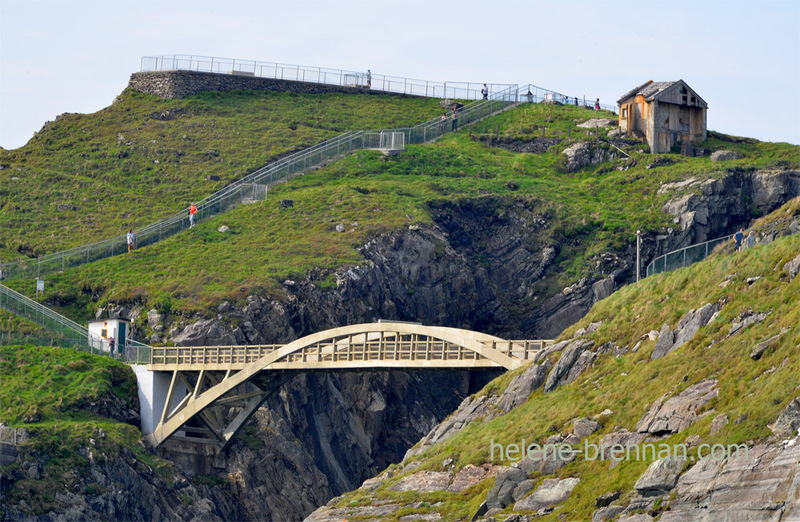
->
[[143, 322, 551, 450]]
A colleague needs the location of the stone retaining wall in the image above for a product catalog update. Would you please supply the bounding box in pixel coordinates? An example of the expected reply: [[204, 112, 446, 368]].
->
[[128, 70, 404, 99]]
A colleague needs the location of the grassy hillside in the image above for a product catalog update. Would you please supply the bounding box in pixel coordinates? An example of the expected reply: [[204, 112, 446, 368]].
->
[[317, 225, 800, 520], [0, 345, 179, 514], [0, 88, 444, 260], [2, 91, 798, 333]]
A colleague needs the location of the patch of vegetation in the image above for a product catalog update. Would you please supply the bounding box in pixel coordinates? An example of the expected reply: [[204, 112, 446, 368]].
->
[[0, 89, 444, 260], [324, 233, 800, 520], [0, 344, 180, 517]]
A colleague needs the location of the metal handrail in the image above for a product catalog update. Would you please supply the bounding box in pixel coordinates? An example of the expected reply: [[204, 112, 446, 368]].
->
[[0, 283, 152, 363], [141, 54, 514, 101], [0, 85, 519, 281], [645, 215, 800, 277]]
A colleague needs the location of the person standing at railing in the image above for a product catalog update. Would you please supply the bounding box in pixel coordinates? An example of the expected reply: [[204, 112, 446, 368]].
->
[[440, 112, 448, 133], [189, 203, 197, 228], [366, 69, 371, 88], [451, 106, 459, 131], [595, 98, 600, 110], [482, 84, 489, 100], [526, 90, 533, 103], [127, 229, 135, 253]]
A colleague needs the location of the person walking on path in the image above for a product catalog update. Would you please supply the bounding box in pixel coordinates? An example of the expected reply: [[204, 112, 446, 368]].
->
[[366, 69, 372, 88], [108, 336, 115, 355], [189, 203, 197, 228], [451, 106, 459, 131], [127, 229, 135, 253], [746, 230, 755, 249], [526, 90, 533, 103], [481, 84, 489, 100], [734, 228, 744, 252], [440, 112, 448, 133], [595, 98, 600, 110]]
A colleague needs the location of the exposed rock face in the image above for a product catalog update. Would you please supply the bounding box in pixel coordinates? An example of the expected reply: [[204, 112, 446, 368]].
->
[[408, 361, 548, 457], [657, 168, 800, 248], [636, 379, 718, 435], [544, 339, 595, 392], [784, 252, 800, 281], [514, 477, 580, 512], [771, 397, 800, 438], [562, 142, 615, 172], [650, 302, 720, 360], [634, 458, 685, 496], [710, 150, 743, 162], [659, 443, 800, 521]]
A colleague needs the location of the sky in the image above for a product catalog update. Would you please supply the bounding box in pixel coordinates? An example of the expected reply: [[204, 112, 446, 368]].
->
[[1, 0, 799, 149]]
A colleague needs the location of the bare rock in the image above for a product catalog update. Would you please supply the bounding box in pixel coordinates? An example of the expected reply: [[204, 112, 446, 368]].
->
[[660, 442, 800, 521], [447, 464, 495, 493], [573, 417, 601, 438], [751, 332, 783, 360], [389, 471, 453, 493], [561, 142, 610, 172], [595, 490, 622, 507], [728, 310, 769, 337], [577, 118, 615, 128], [634, 458, 685, 496], [514, 477, 580, 512], [544, 339, 594, 392], [784, 253, 800, 281], [710, 150, 742, 162], [497, 361, 550, 412], [710, 414, 729, 436], [636, 379, 718, 435], [770, 397, 800, 439], [486, 467, 529, 509], [218, 225, 229, 233], [651, 303, 720, 360], [593, 505, 625, 521], [172, 318, 236, 346]]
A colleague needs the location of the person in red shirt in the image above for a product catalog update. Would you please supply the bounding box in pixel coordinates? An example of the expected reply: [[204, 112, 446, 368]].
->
[[189, 203, 197, 228]]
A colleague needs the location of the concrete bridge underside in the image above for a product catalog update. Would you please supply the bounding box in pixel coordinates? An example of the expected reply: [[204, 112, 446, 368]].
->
[[144, 322, 551, 450]]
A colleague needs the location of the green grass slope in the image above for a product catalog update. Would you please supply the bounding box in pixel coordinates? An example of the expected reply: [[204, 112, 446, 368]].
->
[[6, 102, 797, 322], [0, 345, 180, 514], [0, 89, 444, 259], [317, 223, 800, 520]]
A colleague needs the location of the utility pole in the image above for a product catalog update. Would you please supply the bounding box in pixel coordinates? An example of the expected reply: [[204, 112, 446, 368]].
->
[[636, 230, 641, 282]]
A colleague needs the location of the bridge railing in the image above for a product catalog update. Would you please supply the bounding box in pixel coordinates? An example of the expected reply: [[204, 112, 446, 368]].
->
[[141, 54, 514, 101], [0, 283, 152, 362], [645, 215, 800, 277]]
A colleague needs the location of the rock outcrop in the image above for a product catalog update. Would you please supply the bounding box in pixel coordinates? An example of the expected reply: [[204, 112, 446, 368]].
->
[[544, 339, 595, 392], [658, 168, 800, 248], [650, 302, 720, 360], [635, 379, 718, 435]]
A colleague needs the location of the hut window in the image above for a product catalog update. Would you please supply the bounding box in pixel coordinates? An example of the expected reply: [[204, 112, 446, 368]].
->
[[622, 108, 628, 117], [691, 96, 696, 103]]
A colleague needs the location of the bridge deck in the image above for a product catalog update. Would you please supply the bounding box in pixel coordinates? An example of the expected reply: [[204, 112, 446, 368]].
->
[[149, 339, 549, 371]]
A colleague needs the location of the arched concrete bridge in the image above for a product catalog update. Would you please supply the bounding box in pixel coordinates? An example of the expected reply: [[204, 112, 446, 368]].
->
[[143, 321, 551, 450]]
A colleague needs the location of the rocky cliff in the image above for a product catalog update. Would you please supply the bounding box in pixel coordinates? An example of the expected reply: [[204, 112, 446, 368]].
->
[[34, 169, 796, 520]]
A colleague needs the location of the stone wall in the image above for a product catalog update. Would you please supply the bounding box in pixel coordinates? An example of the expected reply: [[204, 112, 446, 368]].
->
[[128, 70, 399, 99]]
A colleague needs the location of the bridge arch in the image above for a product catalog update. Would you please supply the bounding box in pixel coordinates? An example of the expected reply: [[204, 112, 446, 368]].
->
[[146, 322, 549, 449]]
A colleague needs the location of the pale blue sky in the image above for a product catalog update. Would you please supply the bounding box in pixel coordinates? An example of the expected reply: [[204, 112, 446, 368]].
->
[[1, 0, 799, 149]]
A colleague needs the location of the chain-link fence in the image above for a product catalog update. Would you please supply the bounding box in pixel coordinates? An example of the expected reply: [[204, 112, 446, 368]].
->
[[646, 216, 800, 277]]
